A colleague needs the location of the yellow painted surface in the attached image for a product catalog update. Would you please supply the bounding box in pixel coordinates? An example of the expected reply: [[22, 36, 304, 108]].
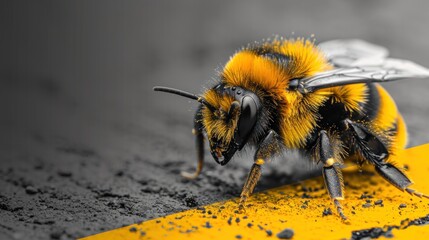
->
[[82, 143, 429, 240]]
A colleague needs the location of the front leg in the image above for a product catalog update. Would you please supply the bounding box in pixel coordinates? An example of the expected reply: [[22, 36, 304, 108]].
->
[[181, 105, 205, 179], [239, 130, 280, 210]]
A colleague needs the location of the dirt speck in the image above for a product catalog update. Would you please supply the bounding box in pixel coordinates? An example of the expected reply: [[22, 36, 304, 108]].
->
[[49, 229, 64, 240], [277, 228, 294, 239], [322, 207, 332, 216], [362, 203, 371, 208], [351, 214, 429, 239], [57, 170, 72, 177], [204, 221, 212, 229], [25, 186, 38, 195], [184, 196, 198, 207]]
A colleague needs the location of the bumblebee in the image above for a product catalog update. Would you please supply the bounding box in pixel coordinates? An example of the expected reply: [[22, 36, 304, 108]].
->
[[154, 38, 429, 220]]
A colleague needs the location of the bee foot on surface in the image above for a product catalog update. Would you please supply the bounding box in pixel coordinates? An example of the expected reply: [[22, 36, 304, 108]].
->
[[181, 170, 199, 180], [342, 217, 351, 225], [237, 201, 247, 214]]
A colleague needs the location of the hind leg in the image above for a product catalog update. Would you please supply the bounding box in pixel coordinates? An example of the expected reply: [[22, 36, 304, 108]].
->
[[344, 119, 429, 198]]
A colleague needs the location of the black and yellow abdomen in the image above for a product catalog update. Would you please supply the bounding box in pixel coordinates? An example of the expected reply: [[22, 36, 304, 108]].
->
[[365, 83, 408, 154], [313, 82, 407, 162]]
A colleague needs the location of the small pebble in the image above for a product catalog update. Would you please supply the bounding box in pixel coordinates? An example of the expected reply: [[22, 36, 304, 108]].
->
[[49, 230, 63, 240], [25, 186, 38, 195], [235, 235, 242, 239], [227, 217, 232, 225], [322, 208, 332, 216], [374, 200, 383, 205], [204, 221, 212, 229], [129, 227, 137, 233], [362, 203, 371, 208], [399, 203, 407, 209], [266, 229, 273, 236], [247, 223, 253, 228], [235, 217, 240, 223], [277, 228, 294, 239], [57, 170, 72, 177]]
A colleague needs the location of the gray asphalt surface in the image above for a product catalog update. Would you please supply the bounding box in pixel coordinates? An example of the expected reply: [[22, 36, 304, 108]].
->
[[1, 1, 429, 239]]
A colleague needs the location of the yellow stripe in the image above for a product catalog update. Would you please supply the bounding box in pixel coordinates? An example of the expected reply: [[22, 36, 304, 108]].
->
[[373, 84, 398, 131], [81, 143, 429, 240], [395, 113, 408, 149]]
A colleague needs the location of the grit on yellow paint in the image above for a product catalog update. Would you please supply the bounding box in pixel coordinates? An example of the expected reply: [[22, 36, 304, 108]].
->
[[82, 143, 429, 240]]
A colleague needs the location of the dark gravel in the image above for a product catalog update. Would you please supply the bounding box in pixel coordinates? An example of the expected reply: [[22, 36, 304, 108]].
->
[[1, 1, 429, 240], [277, 228, 294, 239]]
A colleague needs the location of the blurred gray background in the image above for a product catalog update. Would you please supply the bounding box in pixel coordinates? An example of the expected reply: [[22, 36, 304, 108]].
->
[[1, 1, 429, 239]]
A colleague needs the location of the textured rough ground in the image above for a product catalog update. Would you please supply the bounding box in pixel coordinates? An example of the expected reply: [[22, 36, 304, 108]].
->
[[1, 1, 429, 239]]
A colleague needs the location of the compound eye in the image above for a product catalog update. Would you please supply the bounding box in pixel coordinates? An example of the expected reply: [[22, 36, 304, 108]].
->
[[236, 96, 258, 148]]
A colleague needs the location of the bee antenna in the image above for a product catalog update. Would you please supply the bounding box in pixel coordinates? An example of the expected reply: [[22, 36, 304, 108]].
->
[[153, 86, 216, 111]]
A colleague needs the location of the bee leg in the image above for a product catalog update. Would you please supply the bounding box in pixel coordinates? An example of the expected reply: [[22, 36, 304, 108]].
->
[[181, 106, 205, 180], [345, 120, 429, 198], [238, 130, 280, 210], [318, 130, 347, 221], [238, 162, 262, 211]]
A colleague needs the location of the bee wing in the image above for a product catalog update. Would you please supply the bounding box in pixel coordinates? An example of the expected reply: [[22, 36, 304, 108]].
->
[[318, 39, 389, 67], [296, 40, 429, 93]]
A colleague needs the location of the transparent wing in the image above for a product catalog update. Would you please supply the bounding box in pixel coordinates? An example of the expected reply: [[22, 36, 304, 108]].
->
[[295, 40, 429, 93], [318, 39, 389, 67]]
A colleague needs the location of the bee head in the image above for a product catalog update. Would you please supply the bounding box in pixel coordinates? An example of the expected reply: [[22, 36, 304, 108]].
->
[[153, 85, 260, 166], [203, 85, 261, 165]]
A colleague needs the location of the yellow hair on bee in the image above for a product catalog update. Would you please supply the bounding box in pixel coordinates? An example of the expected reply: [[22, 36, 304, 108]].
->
[[218, 38, 334, 148], [222, 38, 332, 99], [372, 84, 398, 131], [280, 92, 328, 148], [367, 84, 408, 163], [223, 50, 289, 97], [320, 84, 368, 113], [274, 38, 332, 77], [395, 113, 408, 149], [202, 89, 237, 146]]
